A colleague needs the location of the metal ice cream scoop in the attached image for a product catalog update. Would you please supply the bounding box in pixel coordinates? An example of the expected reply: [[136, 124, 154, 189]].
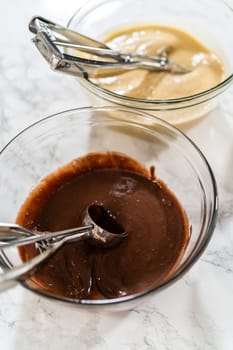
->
[[0, 204, 127, 293], [28, 16, 190, 78], [0, 204, 127, 250]]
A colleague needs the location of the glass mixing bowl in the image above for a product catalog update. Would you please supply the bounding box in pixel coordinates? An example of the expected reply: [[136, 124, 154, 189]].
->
[[0, 107, 217, 310], [68, 0, 233, 125]]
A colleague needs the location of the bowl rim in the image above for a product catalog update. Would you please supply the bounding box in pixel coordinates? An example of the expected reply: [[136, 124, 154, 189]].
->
[[0, 106, 218, 306], [67, 0, 233, 106]]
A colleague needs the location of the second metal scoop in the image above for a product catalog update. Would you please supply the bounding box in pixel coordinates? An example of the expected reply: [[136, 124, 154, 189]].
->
[[0, 204, 127, 250], [0, 204, 127, 293]]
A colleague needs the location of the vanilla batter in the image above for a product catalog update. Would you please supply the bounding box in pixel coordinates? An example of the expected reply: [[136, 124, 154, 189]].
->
[[92, 25, 224, 100]]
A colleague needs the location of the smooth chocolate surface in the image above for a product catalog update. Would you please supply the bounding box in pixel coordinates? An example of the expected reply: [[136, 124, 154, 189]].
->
[[17, 152, 189, 300]]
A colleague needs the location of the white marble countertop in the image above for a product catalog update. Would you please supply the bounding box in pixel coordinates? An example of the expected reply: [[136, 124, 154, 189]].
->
[[0, 1, 233, 349]]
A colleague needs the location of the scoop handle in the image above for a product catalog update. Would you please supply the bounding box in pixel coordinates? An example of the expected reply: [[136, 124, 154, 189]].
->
[[0, 223, 32, 240], [0, 228, 94, 294], [0, 224, 93, 249], [0, 243, 61, 293]]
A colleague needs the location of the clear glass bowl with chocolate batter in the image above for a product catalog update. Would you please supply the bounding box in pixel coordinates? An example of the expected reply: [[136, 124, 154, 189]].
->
[[68, 0, 233, 125], [0, 107, 217, 309]]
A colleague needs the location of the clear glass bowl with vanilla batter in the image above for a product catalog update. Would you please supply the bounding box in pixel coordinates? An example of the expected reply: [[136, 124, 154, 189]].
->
[[0, 107, 217, 310], [68, 0, 233, 125]]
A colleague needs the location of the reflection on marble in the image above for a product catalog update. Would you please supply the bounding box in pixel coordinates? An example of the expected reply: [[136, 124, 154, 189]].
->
[[0, 0, 233, 349]]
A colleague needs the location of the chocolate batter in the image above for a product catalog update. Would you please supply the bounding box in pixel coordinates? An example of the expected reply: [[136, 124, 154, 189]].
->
[[16, 152, 189, 300]]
